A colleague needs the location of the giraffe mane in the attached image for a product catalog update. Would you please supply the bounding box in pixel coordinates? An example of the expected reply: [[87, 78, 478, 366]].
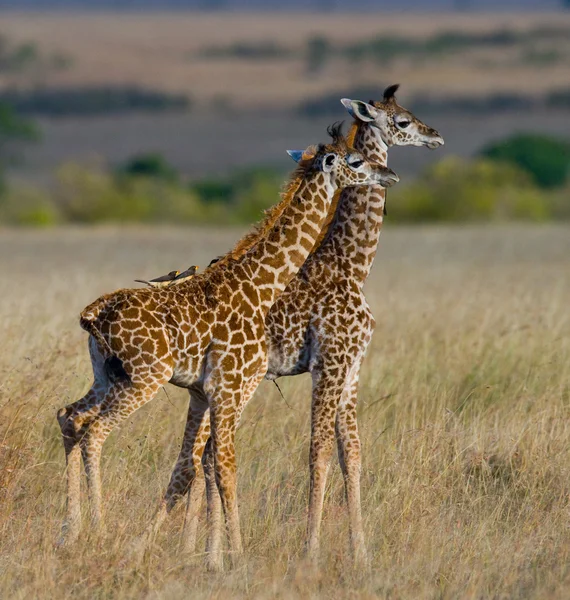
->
[[227, 166, 306, 261], [215, 162, 308, 266], [209, 127, 351, 269]]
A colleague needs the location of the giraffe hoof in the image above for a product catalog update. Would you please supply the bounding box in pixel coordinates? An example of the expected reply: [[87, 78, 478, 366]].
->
[[55, 526, 80, 549], [123, 533, 150, 566], [304, 544, 320, 564], [205, 553, 224, 573], [353, 547, 369, 569]]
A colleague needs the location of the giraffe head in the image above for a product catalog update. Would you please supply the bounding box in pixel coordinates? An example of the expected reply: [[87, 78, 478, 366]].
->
[[341, 84, 444, 149], [287, 123, 399, 190]]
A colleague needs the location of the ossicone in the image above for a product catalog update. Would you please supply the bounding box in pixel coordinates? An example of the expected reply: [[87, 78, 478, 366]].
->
[[383, 83, 400, 101]]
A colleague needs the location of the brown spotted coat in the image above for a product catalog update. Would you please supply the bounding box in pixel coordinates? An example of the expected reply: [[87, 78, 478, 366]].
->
[[56, 129, 399, 571], [150, 86, 443, 565]]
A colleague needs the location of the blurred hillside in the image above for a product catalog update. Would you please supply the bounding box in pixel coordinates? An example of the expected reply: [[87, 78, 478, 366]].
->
[[0, 10, 569, 224], [1, 12, 570, 111]]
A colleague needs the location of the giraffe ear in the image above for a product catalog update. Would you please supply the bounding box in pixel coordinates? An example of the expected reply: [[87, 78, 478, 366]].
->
[[340, 98, 378, 122], [286, 150, 304, 163], [383, 84, 400, 102], [287, 145, 318, 163], [321, 153, 336, 173]]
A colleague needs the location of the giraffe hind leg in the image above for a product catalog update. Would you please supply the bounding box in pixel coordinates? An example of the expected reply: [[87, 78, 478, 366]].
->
[[78, 377, 168, 531], [306, 362, 349, 561], [336, 400, 367, 565], [129, 385, 210, 561], [56, 386, 102, 547], [104, 355, 130, 383]]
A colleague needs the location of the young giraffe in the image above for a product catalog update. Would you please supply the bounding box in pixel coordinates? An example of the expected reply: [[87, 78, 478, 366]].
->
[[56, 126, 399, 569], [144, 85, 444, 565]]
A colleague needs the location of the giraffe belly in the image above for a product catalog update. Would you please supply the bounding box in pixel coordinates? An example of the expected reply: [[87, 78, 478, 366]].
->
[[265, 332, 312, 379], [168, 349, 205, 388]]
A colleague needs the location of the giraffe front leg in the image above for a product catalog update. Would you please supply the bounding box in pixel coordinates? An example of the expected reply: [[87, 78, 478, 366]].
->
[[336, 363, 367, 565], [306, 364, 347, 561], [202, 383, 252, 568], [205, 372, 263, 571], [207, 400, 241, 571], [178, 387, 210, 554], [202, 436, 223, 561]]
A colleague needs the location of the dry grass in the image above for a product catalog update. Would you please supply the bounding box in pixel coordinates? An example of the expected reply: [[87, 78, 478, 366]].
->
[[2, 12, 570, 109], [0, 225, 569, 599]]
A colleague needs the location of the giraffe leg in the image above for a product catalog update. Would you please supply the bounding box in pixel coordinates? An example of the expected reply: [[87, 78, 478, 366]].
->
[[202, 436, 223, 560], [56, 340, 108, 547], [205, 373, 263, 571], [132, 386, 210, 558], [203, 389, 249, 568], [336, 360, 367, 565], [207, 401, 240, 571], [56, 410, 83, 547], [57, 434, 82, 546], [77, 378, 166, 531], [306, 363, 347, 560], [56, 385, 105, 547], [180, 387, 210, 554]]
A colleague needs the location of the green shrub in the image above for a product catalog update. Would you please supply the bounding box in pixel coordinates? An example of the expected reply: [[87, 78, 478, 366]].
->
[[54, 163, 209, 224], [0, 185, 59, 226], [389, 158, 550, 222], [480, 134, 570, 189], [191, 180, 234, 204], [233, 175, 281, 223], [0, 101, 39, 146], [1, 155, 566, 227], [199, 41, 291, 60], [192, 166, 282, 216], [116, 153, 179, 183]]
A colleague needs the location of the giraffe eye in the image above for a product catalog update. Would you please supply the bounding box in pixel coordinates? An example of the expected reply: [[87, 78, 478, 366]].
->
[[350, 159, 364, 168], [397, 120, 411, 129]]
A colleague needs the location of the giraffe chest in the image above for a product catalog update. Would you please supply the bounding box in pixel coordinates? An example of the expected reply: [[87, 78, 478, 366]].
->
[[265, 266, 375, 379]]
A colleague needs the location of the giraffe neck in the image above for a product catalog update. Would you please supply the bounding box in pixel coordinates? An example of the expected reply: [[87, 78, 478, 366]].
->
[[238, 171, 335, 313], [312, 122, 388, 286]]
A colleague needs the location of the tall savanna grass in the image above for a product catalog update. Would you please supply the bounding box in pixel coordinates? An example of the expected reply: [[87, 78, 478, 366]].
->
[[0, 225, 569, 599]]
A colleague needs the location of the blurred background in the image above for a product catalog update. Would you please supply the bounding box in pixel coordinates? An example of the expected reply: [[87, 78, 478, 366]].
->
[[0, 0, 569, 226]]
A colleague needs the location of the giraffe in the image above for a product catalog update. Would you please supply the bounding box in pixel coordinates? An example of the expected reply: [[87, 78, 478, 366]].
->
[[144, 85, 444, 565], [55, 125, 400, 570]]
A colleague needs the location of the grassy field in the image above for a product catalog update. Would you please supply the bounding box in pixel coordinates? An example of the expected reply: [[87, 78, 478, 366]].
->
[[0, 225, 569, 599], [2, 12, 570, 110]]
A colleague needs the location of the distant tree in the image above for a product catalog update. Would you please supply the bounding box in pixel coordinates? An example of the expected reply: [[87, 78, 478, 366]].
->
[[0, 102, 39, 194], [116, 153, 179, 183], [481, 134, 570, 189]]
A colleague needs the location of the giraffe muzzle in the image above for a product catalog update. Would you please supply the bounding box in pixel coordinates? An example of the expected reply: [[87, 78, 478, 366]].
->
[[426, 134, 445, 149], [375, 168, 399, 188]]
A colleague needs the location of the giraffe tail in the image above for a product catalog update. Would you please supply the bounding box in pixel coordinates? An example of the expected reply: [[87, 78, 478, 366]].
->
[[80, 299, 131, 383]]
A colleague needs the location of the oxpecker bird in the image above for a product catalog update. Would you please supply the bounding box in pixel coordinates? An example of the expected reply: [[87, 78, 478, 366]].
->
[[134, 270, 180, 288]]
